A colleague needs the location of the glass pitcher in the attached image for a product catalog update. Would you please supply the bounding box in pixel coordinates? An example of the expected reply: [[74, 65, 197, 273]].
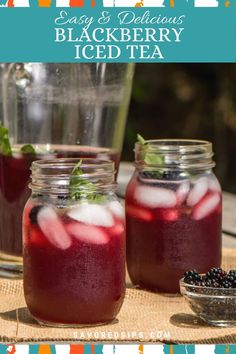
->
[[0, 63, 134, 276]]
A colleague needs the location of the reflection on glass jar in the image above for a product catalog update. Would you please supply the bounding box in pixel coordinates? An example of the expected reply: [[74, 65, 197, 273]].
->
[[23, 158, 125, 326], [126, 139, 222, 293]]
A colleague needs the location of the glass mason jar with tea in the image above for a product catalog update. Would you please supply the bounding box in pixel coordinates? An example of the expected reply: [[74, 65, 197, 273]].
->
[[0, 63, 134, 275], [23, 158, 125, 326], [126, 139, 222, 293]]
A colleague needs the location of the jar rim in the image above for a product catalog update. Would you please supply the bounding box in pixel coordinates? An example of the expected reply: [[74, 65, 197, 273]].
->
[[135, 139, 215, 171], [30, 158, 116, 195], [135, 139, 212, 150], [31, 158, 115, 171]]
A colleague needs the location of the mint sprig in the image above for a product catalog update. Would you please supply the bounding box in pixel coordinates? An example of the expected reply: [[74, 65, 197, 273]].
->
[[69, 160, 103, 203], [137, 134, 146, 145], [0, 123, 37, 156], [20, 144, 36, 155], [137, 134, 164, 166], [0, 123, 12, 156]]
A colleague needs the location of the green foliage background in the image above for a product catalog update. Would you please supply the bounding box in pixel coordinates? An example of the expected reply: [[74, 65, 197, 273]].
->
[[123, 64, 236, 193]]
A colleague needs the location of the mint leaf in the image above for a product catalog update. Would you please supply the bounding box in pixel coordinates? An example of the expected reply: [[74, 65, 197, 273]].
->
[[137, 134, 164, 166], [144, 153, 163, 166], [21, 144, 36, 155], [71, 160, 82, 176], [0, 123, 12, 156], [69, 160, 103, 203], [137, 134, 147, 145], [0, 123, 37, 157]]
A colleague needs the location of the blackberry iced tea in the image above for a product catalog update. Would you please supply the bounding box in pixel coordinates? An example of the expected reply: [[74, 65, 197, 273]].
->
[[23, 159, 125, 326], [0, 145, 119, 258], [126, 139, 222, 293]]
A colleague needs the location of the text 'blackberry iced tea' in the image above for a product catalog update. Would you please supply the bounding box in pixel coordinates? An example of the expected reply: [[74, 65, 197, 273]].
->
[[23, 158, 125, 326], [126, 138, 222, 293]]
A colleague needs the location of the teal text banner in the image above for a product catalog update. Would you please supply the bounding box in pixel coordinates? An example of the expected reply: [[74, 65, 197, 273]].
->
[[0, 1, 235, 62]]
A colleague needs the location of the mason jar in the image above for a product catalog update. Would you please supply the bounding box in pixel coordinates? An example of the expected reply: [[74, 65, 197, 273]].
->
[[126, 140, 222, 293], [23, 158, 125, 326]]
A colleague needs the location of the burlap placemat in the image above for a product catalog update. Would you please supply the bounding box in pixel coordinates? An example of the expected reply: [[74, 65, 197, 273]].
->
[[0, 249, 235, 344]]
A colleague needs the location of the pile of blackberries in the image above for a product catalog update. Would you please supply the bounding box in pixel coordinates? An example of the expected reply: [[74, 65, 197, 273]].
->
[[139, 170, 182, 181], [183, 268, 236, 288]]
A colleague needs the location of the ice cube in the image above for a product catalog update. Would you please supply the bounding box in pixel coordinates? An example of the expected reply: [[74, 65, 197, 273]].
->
[[110, 222, 125, 236], [209, 178, 221, 193], [187, 177, 209, 207], [108, 201, 125, 219], [67, 204, 114, 227], [156, 209, 179, 221], [192, 193, 221, 220], [126, 205, 153, 221], [66, 223, 109, 245], [37, 207, 72, 250], [176, 181, 190, 205], [134, 186, 177, 209]]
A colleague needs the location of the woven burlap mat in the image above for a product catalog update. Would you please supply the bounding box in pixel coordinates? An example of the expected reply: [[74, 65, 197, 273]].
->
[[0, 249, 235, 344]]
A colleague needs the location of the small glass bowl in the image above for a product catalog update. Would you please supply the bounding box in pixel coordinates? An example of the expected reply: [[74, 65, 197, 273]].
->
[[180, 279, 236, 327]]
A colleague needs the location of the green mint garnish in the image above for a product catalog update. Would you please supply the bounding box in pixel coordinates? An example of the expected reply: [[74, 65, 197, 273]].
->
[[144, 152, 163, 166], [137, 134, 147, 145], [0, 123, 12, 156], [69, 160, 103, 203], [137, 134, 164, 166], [21, 144, 36, 155], [0, 123, 37, 157]]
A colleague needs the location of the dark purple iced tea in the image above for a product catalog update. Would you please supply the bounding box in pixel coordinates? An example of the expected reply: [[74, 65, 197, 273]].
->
[[126, 174, 222, 293], [23, 199, 125, 325]]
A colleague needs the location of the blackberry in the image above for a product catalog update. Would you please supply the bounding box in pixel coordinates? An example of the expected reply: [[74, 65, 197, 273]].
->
[[29, 205, 43, 225], [139, 171, 162, 180], [184, 269, 198, 276], [183, 267, 236, 289], [57, 195, 69, 200], [212, 282, 220, 288], [162, 170, 181, 180], [195, 282, 202, 286], [139, 170, 182, 181], [207, 267, 225, 277], [227, 276, 234, 283], [222, 281, 231, 289], [183, 269, 201, 284], [205, 267, 227, 284], [225, 271, 236, 288], [205, 281, 212, 287]]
